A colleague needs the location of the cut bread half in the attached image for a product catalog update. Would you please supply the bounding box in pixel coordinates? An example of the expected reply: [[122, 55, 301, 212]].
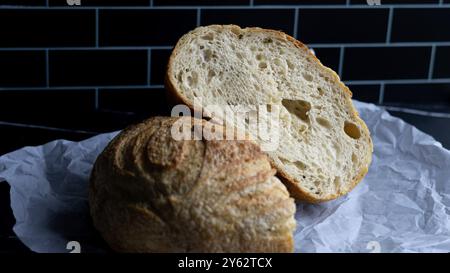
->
[[166, 25, 373, 203]]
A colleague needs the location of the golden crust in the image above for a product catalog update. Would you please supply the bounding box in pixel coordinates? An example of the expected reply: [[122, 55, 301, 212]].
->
[[165, 25, 373, 203], [89, 116, 296, 252]]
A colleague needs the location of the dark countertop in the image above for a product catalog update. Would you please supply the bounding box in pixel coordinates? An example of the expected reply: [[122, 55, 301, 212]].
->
[[1, 106, 449, 253]]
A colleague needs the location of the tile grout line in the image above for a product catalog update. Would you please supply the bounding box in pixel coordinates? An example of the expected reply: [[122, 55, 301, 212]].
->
[[428, 45, 437, 80], [386, 7, 394, 43], [147, 49, 152, 85], [338, 46, 345, 78], [0, 120, 99, 135], [378, 83, 385, 104], [95, 8, 99, 48], [293, 8, 299, 39], [1, 4, 449, 9], [94, 88, 99, 110], [45, 49, 50, 87], [0, 42, 447, 51], [196, 8, 201, 26], [0, 85, 166, 91]]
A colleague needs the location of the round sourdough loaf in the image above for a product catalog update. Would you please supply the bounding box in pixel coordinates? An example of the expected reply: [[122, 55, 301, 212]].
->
[[89, 116, 296, 253]]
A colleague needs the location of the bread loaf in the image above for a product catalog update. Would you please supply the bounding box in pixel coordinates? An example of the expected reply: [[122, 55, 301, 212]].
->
[[89, 116, 296, 252], [166, 25, 373, 203]]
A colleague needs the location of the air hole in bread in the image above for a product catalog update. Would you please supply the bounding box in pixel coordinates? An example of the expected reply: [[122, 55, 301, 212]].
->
[[201, 33, 214, 41], [286, 59, 294, 70], [238, 34, 243, 39], [316, 117, 331, 129], [282, 99, 311, 122], [344, 121, 361, 139], [199, 45, 204, 50], [236, 52, 244, 60], [203, 49, 213, 62], [273, 58, 282, 66], [351, 153, 358, 163], [317, 87, 324, 96], [250, 45, 257, 51], [263, 38, 273, 44], [259, 62, 268, 69], [266, 104, 273, 112], [256, 54, 265, 61], [207, 70, 216, 83], [302, 73, 313, 82], [294, 161, 307, 170]]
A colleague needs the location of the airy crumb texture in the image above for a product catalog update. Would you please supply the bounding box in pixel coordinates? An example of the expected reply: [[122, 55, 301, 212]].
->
[[166, 25, 373, 202], [90, 117, 296, 252]]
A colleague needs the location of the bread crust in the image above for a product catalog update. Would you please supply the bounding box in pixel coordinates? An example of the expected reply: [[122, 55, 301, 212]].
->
[[89, 116, 296, 252], [166, 25, 373, 203]]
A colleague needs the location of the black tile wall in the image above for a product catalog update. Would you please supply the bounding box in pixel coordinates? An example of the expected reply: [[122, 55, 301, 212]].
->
[[99, 9, 197, 46], [151, 49, 172, 85], [49, 0, 150, 6], [255, 0, 346, 4], [0, 51, 46, 87], [384, 83, 450, 105], [0, 89, 95, 113], [0, 9, 95, 47], [312, 47, 341, 73], [0, 3, 450, 153], [98, 88, 171, 116], [433, 47, 450, 79], [202, 9, 295, 36], [351, 0, 439, 3], [154, 0, 250, 5], [391, 9, 450, 42], [298, 9, 389, 43], [343, 47, 431, 80], [347, 84, 381, 103], [0, 89, 96, 130], [0, 0, 46, 5], [49, 50, 148, 87]]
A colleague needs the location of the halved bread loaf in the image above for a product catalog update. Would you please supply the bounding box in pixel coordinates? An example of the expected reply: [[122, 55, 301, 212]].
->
[[166, 25, 373, 203]]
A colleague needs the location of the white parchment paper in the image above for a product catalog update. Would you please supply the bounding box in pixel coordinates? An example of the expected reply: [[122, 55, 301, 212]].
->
[[1, 101, 449, 253]]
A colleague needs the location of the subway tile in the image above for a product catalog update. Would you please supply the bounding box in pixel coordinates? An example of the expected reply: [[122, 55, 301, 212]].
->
[[0, 9, 95, 47], [201, 9, 295, 36], [0, 0, 46, 5], [343, 47, 431, 80], [311, 47, 341, 74], [255, 0, 346, 4], [49, 50, 148, 86], [0, 51, 45, 87], [154, 0, 249, 5], [0, 88, 95, 130], [49, 0, 150, 5], [391, 8, 450, 42], [347, 84, 380, 103], [351, 0, 438, 3], [98, 88, 171, 116], [99, 9, 197, 46], [151, 49, 172, 85], [0, 88, 151, 133], [0, 89, 95, 113], [433, 46, 450, 79], [298, 8, 389, 43], [384, 83, 450, 105]]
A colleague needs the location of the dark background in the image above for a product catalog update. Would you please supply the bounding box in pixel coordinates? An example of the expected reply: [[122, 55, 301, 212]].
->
[[1, 0, 450, 252]]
